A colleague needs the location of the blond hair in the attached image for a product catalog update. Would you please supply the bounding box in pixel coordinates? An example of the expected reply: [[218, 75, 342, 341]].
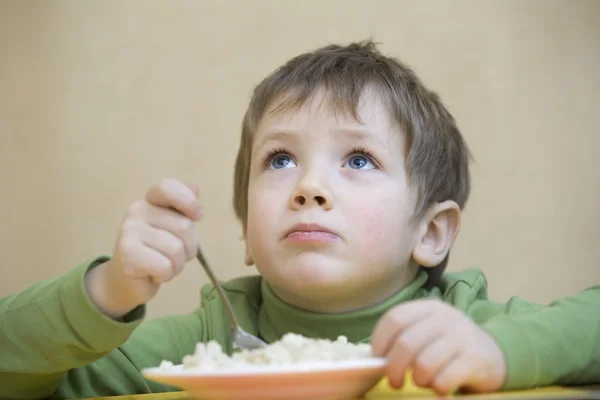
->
[[233, 40, 471, 285]]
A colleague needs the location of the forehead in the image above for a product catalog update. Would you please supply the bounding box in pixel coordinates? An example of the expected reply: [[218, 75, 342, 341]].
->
[[253, 87, 402, 149]]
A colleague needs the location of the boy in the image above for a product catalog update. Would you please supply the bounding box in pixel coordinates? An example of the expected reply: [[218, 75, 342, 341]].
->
[[1, 40, 599, 399]]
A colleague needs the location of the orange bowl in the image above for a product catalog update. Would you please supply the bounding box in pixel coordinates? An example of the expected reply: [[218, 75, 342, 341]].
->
[[142, 358, 387, 400]]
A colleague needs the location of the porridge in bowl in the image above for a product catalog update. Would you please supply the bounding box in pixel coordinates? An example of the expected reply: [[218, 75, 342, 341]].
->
[[158, 333, 374, 371], [144, 333, 386, 400]]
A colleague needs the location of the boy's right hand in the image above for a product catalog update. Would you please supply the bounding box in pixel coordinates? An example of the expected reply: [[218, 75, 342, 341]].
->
[[85, 178, 204, 319]]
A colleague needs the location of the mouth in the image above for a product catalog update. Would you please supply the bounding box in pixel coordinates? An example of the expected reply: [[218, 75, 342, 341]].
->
[[283, 223, 341, 243]]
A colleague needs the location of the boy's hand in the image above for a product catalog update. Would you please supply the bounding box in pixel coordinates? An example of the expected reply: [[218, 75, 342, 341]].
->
[[371, 299, 506, 395], [86, 178, 203, 319]]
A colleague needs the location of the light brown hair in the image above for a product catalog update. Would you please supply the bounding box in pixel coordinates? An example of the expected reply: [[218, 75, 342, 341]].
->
[[232, 40, 471, 286]]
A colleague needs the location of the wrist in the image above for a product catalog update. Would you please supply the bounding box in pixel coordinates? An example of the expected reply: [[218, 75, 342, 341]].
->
[[478, 330, 508, 392], [84, 260, 138, 319], [487, 342, 507, 391]]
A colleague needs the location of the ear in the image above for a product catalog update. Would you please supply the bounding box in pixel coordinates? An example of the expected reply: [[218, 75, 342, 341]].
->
[[242, 227, 254, 266], [412, 200, 461, 268]]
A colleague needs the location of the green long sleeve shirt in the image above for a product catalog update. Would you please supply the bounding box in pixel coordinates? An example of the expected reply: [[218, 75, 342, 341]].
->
[[1, 256, 599, 399]]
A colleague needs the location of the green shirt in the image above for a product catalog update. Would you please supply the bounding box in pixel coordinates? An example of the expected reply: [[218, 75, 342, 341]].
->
[[1, 256, 599, 399]]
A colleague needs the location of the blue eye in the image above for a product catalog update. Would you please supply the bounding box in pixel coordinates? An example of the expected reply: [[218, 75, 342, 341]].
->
[[346, 155, 375, 170], [269, 155, 296, 170]]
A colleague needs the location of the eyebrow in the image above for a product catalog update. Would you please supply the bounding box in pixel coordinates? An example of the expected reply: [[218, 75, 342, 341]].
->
[[330, 127, 373, 140], [252, 131, 298, 158], [254, 127, 374, 153]]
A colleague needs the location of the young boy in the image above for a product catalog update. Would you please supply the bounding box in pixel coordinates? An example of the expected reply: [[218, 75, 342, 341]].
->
[[1, 40, 599, 400]]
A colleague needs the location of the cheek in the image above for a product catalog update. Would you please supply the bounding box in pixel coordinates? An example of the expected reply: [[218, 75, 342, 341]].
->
[[351, 201, 388, 235], [352, 204, 399, 248], [246, 182, 286, 249], [348, 191, 415, 256], [246, 197, 270, 243]]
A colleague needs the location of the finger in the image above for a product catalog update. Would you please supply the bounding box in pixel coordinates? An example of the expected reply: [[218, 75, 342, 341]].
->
[[371, 301, 435, 357], [431, 355, 472, 396], [412, 335, 460, 388], [146, 178, 203, 221], [186, 182, 199, 197], [140, 226, 187, 278], [385, 316, 445, 388], [144, 205, 198, 262], [120, 238, 174, 283]]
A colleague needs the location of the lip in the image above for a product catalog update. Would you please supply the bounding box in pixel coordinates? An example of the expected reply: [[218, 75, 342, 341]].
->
[[283, 223, 341, 241]]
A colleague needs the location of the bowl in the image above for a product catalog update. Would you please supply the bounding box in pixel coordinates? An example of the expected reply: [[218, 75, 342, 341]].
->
[[142, 357, 387, 400]]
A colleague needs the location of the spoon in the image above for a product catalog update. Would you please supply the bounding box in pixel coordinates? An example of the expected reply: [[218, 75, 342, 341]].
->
[[195, 245, 268, 351]]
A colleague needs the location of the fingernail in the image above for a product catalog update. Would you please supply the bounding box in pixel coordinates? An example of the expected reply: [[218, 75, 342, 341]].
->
[[187, 183, 199, 197]]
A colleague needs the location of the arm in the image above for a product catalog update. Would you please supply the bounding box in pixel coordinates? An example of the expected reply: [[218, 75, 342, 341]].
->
[[0, 258, 206, 400], [1, 179, 206, 399], [469, 285, 600, 390]]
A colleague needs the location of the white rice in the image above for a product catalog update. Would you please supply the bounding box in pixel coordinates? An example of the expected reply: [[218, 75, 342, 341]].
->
[[159, 333, 373, 371]]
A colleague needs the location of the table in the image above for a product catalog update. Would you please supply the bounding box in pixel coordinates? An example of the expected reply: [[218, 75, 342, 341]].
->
[[80, 385, 600, 400]]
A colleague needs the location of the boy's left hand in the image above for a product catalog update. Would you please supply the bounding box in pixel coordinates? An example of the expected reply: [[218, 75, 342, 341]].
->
[[371, 299, 506, 395]]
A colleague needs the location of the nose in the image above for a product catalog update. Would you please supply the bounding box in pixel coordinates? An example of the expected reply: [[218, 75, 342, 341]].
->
[[290, 175, 333, 211]]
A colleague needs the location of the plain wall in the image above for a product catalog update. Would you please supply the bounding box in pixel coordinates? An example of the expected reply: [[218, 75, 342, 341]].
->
[[1, 0, 599, 320]]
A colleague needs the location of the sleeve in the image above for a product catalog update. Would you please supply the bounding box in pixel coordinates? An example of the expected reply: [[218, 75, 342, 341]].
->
[[0, 257, 207, 400], [467, 285, 600, 390]]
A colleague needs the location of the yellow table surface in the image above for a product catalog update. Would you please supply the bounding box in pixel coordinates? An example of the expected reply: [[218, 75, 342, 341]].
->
[[80, 383, 598, 400], [80, 368, 598, 400]]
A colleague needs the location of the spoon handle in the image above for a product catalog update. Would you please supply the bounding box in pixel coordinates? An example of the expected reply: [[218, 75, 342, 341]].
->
[[195, 246, 240, 331]]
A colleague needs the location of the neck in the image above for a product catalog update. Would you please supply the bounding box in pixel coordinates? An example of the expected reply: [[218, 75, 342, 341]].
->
[[269, 264, 420, 313], [258, 267, 429, 344]]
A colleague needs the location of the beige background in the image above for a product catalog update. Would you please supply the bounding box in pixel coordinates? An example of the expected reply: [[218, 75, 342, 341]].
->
[[1, 1, 598, 321]]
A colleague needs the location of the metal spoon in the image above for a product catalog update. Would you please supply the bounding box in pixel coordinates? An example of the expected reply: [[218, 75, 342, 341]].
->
[[195, 245, 268, 351]]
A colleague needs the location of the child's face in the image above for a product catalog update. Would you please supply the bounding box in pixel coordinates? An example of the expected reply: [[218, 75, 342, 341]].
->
[[244, 89, 424, 312]]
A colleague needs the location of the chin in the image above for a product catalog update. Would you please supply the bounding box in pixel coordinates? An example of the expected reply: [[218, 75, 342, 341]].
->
[[275, 255, 359, 291]]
